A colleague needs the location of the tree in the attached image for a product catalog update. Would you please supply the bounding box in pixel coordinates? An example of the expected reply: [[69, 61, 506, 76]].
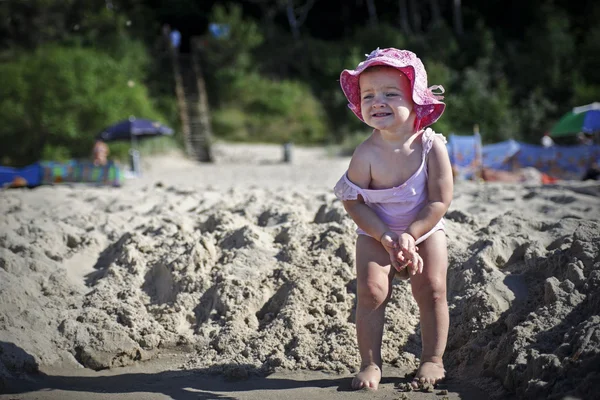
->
[[244, 0, 316, 41], [243, 0, 278, 41], [429, 0, 441, 24], [0, 45, 163, 166], [0, 0, 146, 51], [365, 0, 378, 27], [398, 0, 411, 34], [408, 0, 421, 33], [284, 0, 317, 40], [452, 0, 463, 36]]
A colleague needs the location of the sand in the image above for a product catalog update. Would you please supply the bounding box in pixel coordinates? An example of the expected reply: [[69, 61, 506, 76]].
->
[[1, 143, 599, 400]]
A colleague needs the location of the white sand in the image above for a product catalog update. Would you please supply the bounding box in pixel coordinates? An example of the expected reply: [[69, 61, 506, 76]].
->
[[1, 143, 599, 400]]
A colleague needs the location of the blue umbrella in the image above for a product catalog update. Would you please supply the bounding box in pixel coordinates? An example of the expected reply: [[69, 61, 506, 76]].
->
[[97, 118, 174, 142]]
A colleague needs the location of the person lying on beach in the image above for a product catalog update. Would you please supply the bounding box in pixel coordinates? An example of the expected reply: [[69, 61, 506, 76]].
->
[[92, 140, 109, 166], [481, 167, 558, 185], [334, 48, 453, 390]]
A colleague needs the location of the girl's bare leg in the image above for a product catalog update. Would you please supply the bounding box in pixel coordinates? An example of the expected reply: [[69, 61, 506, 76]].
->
[[352, 235, 395, 390], [409, 230, 449, 387]]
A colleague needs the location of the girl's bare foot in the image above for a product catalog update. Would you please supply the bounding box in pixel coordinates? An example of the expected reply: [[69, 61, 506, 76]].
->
[[411, 361, 445, 389], [352, 364, 382, 390]]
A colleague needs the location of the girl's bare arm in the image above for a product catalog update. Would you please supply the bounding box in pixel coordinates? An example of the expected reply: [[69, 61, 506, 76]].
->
[[405, 136, 454, 240], [341, 144, 390, 241]]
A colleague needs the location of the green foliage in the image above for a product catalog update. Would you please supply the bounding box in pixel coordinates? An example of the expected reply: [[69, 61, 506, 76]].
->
[[573, 78, 600, 106], [204, 3, 326, 145], [200, 3, 265, 111], [518, 89, 557, 140], [575, 23, 600, 107], [0, 0, 142, 51], [509, 5, 575, 102], [203, 3, 263, 79], [300, 37, 364, 140], [336, 131, 370, 157], [444, 59, 519, 143], [347, 23, 408, 57], [1, 0, 597, 159], [0, 45, 166, 166], [408, 20, 459, 66], [579, 24, 600, 84], [422, 61, 454, 134], [212, 73, 326, 144]]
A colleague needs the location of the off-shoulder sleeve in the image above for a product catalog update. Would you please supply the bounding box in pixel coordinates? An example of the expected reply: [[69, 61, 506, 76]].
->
[[333, 173, 363, 201], [422, 128, 447, 155]]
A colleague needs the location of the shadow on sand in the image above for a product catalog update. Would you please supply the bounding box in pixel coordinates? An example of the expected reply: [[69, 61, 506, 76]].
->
[[1, 341, 486, 400]]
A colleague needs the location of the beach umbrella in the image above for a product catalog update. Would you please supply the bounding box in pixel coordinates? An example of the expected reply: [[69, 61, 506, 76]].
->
[[550, 103, 600, 137], [96, 118, 174, 176], [97, 118, 174, 142]]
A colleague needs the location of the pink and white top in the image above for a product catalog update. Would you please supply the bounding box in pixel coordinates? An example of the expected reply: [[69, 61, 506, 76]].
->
[[333, 128, 446, 245]]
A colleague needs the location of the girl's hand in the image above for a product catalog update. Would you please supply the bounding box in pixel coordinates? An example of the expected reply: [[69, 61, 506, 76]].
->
[[379, 231, 403, 272], [399, 232, 424, 275]]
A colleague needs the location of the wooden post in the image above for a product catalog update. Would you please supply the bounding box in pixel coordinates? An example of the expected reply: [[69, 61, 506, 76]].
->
[[473, 124, 483, 179]]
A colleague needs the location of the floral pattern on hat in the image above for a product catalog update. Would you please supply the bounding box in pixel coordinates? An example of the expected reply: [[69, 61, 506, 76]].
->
[[340, 48, 445, 129]]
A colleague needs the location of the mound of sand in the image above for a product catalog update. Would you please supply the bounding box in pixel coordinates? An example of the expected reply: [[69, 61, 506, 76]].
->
[[1, 145, 599, 399]]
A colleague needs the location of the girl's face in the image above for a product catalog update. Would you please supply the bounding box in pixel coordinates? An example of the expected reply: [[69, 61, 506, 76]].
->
[[359, 67, 415, 133]]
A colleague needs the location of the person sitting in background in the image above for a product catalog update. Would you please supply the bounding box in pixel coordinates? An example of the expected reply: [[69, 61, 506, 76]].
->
[[92, 140, 109, 166], [541, 132, 554, 148], [577, 132, 593, 146], [582, 160, 600, 181]]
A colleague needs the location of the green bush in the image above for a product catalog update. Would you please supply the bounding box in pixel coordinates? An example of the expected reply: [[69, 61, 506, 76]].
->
[[443, 59, 519, 143], [336, 131, 370, 157], [422, 60, 454, 134], [203, 3, 263, 74], [0, 45, 167, 166], [202, 3, 264, 108], [347, 24, 408, 60], [212, 72, 327, 144]]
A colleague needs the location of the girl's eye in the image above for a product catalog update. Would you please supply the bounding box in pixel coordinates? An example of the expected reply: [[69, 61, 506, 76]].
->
[[362, 95, 373, 100], [386, 93, 399, 97]]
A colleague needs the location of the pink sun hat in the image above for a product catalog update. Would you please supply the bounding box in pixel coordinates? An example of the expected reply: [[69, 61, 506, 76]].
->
[[340, 47, 446, 130]]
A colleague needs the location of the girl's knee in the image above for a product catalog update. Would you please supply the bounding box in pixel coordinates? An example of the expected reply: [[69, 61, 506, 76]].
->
[[357, 280, 390, 308], [413, 280, 447, 304], [414, 289, 446, 307]]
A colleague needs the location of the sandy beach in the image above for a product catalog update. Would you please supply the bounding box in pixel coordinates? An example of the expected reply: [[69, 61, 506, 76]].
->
[[1, 143, 599, 400]]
